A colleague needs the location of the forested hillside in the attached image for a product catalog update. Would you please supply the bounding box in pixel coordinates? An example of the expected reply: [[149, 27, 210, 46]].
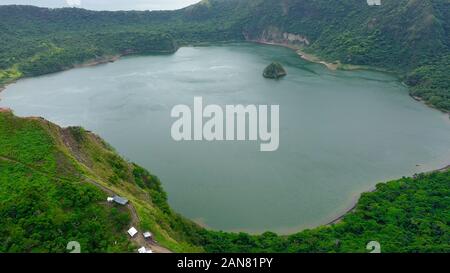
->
[[0, 1, 449, 111], [246, 0, 450, 111], [0, 0, 449, 253]]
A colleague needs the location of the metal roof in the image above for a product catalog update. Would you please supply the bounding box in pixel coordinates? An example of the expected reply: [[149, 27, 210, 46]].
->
[[113, 196, 128, 205], [128, 227, 138, 237]]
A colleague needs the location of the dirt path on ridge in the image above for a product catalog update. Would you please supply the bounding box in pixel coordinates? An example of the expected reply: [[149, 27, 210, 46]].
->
[[0, 155, 172, 253]]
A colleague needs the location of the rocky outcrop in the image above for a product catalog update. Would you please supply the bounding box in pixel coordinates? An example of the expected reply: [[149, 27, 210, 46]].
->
[[244, 26, 310, 47], [263, 62, 287, 79]]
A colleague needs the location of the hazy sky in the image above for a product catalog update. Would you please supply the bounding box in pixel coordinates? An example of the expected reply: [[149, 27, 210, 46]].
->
[[0, 0, 201, 11]]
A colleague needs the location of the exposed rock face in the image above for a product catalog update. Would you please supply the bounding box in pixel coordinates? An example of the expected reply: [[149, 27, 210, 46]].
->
[[244, 26, 310, 47], [263, 62, 287, 79]]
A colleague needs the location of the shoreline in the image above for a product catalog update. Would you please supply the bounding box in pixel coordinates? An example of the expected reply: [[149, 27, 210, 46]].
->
[[74, 54, 122, 69], [0, 49, 176, 96], [249, 40, 339, 70], [0, 82, 15, 100], [2, 41, 449, 116], [325, 164, 450, 226], [249, 39, 392, 72], [0, 104, 448, 236], [410, 93, 450, 115], [296, 50, 339, 70], [1, 44, 449, 236], [325, 187, 376, 226], [251, 40, 450, 117]]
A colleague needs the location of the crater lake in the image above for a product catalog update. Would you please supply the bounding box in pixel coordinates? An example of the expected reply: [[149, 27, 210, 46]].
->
[[1, 43, 449, 234]]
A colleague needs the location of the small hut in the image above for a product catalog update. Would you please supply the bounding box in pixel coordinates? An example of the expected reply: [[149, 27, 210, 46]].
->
[[143, 231, 153, 240], [127, 227, 138, 237], [138, 247, 153, 254]]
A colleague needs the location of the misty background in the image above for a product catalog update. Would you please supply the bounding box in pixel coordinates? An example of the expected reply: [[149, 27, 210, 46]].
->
[[0, 0, 200, 11]]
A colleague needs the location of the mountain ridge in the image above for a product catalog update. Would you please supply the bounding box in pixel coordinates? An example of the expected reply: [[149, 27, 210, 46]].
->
[[0, 0, 449, 111]]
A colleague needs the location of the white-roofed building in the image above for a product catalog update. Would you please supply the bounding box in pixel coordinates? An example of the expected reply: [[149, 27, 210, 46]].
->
[[127, 227, 138, 237], [138, 247, 153, 254], [367, 0, 381, 6]]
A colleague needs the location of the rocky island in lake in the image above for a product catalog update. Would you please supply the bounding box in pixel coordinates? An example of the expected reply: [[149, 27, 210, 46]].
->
[[263, 62, 287, 79]]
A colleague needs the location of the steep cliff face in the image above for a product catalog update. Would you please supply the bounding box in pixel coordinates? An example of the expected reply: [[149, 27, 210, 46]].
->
[[244, 26, 310, 47]]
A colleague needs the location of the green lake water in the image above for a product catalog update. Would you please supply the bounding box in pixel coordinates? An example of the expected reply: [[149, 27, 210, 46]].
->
[[1, 43, 449, 234]]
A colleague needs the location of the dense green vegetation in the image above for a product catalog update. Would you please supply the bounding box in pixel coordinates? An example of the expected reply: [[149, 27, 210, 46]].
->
[[406, 55, 450, 111], [0, 108, 449, 253], [0, 112, 132, 252], [0, 161, 132, 253], [263, 62, 287, 79], [238, 0, 450, 111]]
